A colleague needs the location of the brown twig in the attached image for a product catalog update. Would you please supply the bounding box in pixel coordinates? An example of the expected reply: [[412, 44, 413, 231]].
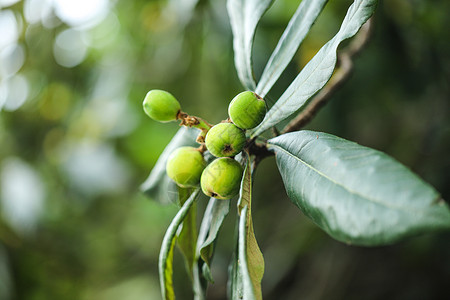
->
[[281, 17, 374, 134]]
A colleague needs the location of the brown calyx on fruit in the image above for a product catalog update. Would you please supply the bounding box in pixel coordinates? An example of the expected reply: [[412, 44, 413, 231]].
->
[[223, 144, 234, 155]]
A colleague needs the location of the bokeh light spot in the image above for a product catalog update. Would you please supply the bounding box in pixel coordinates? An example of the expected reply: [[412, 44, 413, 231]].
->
[[53, 28, 88, 68], [53, 0, 109, 29], [0, 43, 25, 78], [2, 74, 29, 111], [0, 10, 18, 50]]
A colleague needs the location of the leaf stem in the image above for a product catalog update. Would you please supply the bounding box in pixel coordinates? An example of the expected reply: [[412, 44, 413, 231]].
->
[[281, 17, 374, 134]]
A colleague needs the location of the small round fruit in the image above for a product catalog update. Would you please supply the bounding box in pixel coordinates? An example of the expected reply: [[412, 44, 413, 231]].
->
[[201, 158, 243, 199], [166, 146, 206, 187], [205, 123, 246, 157], [143, 89, 181, 122], [228, 91, 266, 129]]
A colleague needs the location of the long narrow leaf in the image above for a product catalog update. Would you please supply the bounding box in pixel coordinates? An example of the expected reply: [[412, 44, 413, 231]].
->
[[192, 197, 217, 300], [141, 127, 200, 204], [159, 189, 200, 300], [238, 205, 257, 300], [253, 0, 378, 137], [177, 187, 197, 278], [227, 0, 274, 90], [268, 131, 450, 246], [256, 0, 329, 97], [237, 158, 264, 300], [228, 240, 244, 300]]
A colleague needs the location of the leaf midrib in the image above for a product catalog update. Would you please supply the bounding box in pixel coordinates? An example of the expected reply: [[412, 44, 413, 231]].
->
[[268, 143, 420, 214]]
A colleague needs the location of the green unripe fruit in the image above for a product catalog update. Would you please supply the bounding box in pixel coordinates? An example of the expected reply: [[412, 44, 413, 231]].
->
[[205, 123, 246, 157], [166, 146, 206, 188], [228, 91, 266, 129], [201, 158, 243, 199], [143, 89, 181, 122]]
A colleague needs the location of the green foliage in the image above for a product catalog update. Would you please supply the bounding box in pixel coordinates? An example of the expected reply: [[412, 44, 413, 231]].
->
[[159, 190, 200, 300], [255, 0, 329, 97], [268, 131, 450, 246], [177, 187, 198, 277], [197, 198, 230, 283], [227, 0, 275, 90], [2, 0, 450, 299], [237, 157, 264, 299], [147, 0, 449, 299], [253, 0, 378, 136]]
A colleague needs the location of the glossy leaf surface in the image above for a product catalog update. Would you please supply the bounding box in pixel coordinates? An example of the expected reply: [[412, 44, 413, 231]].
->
[[268, 131, 450, 246]]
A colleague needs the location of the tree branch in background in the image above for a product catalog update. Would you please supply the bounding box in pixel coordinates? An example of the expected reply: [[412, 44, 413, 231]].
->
[[281, 17, 374, 134]]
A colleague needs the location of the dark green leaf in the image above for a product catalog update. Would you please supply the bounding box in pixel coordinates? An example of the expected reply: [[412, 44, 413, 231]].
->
[[256, 0, 329, 97], [177, 187, 197, 278], [159, 189, 200, 300], [268, 131, 450, 246], [227, 0, 274, 90], [253, 0, 378, 136], [141, 127, 200, 204]]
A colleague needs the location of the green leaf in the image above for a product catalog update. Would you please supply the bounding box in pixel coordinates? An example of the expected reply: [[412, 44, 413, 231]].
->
[[159, 189, 200, 300], [192, 262, 206, 300], [252, 0, 378, 137], [141, 127, 200, 204], [227, 0, 274, 90], [197, 197, 230, 283], [238, 205, 259, 300], [177, 187, 197, 278], [237, 158, 264, 300], [228, 246, 244, 300], [268, 131, 450, 246], [255, 0, 329, 98]]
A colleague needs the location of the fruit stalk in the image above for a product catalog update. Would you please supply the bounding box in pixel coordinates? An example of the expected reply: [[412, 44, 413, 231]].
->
[[177, 111, 213, 144]]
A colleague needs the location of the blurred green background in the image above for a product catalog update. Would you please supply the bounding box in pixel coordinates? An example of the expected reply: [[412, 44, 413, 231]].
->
[[0, 0, 449, 299]]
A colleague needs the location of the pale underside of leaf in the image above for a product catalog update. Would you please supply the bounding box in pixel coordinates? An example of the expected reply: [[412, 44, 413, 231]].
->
[[268, 131, 450, 246], [159, 189, 200, 300], [253, 0, 378, 137], [237, 158, 264, 300], [256, 0, 329, 98], [228, 246, 244, 300], [227, 0, 274, 90]]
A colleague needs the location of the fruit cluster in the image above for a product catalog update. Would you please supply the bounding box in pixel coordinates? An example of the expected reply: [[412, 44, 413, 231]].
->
[[143, 90, 266, 199]]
